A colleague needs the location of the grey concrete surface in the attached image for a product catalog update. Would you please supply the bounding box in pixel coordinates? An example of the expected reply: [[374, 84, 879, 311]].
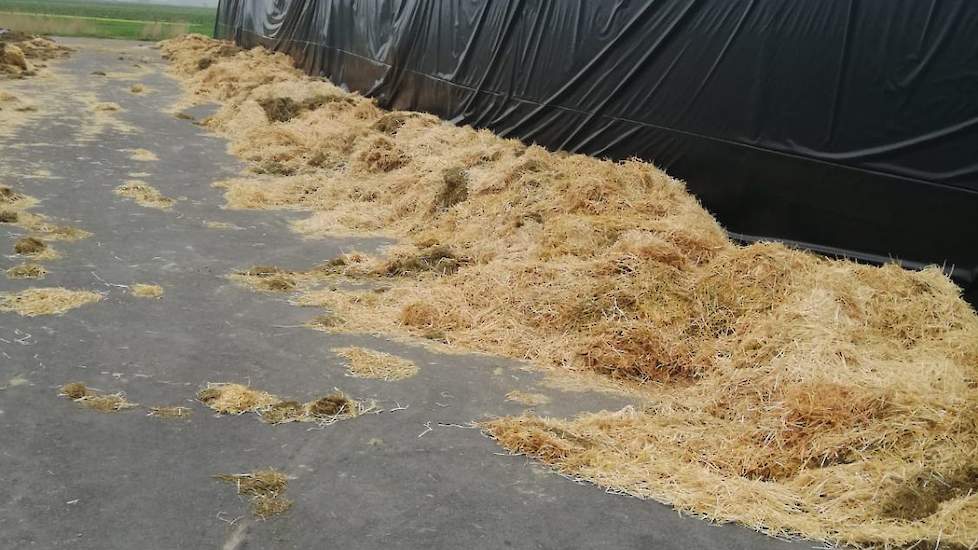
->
[[0, 38, 814, 550]]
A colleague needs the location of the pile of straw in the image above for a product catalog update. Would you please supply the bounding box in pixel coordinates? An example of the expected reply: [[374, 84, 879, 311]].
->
[[0, 32, 71, 79], [161, 35, 978, 547], [0, 288, 102, 316]]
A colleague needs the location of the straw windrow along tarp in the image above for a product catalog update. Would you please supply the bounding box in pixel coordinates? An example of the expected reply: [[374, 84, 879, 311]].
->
[[213, 0, 978, 302]]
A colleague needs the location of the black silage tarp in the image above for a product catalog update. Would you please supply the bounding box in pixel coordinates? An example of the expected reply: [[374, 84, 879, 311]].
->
[[214, 0, 978, 300]]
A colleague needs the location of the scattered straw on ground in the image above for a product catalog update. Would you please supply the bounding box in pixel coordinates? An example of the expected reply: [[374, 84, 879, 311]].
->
[[148, 406, 192, 419], [59, 382, 136, 412], [5, 263, 47, 279], [0, 185, 91, 242], [204, 220, 241, 230], [215, 469, 292, 519], [114, 181, 174, 209], [0, 90, 39, 132], [332, 346, 418, 381], [504, 391, 551, 407], [196, 382, 367, 426], [125, 148, 159, 162], [0, 288, 101, 316], [130, 283, 163, 299], [91, 102, 121, 112], [162, 35, 978, 548], [228, 265, 299, 292]]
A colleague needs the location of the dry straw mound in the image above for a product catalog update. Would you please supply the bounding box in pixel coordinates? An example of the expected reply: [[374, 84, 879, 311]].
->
[[333, 346, 418, 381], [1, 33, 71, 78], [0, 288, 101, 316], [161, 35, 978, 548]]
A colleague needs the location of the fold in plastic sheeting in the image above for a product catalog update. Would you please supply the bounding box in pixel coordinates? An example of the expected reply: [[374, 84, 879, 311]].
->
[[215, 0, 978, 301]]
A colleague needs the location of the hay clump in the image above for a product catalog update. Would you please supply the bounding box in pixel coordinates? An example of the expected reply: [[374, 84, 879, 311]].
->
[[197, 382, 365, 425], [130, 83, 145, 94], [230, 265, 298, 292], [333, 346, 418, 381], [215, 469, 292, 519], [114, 181, 174, 209], [59, 382, 136, 412], [352, 135, 408, 173], [196, 383, 279, 415], [256, 96, 313, 123], [6, 263, 46, 279], [881, 465, 978, 521], [383, 245, 464, 276], [14, 236, 45, 255], [505, 391, 551, 407], [0, 210, 18, 222], [0, 186, 25, 204], [0, 288, 101, 316], [130, 283, 164, 299], [305, 392, 358, 418], [160, 35, 978, 548], [433, 167, 469, 210]]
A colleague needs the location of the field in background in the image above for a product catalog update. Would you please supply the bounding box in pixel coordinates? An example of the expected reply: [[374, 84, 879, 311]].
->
[[0, 0, 214, 40]]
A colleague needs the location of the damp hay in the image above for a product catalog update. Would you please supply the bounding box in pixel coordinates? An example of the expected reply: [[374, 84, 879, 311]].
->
[[161, 35, 978, 548], [0, 288, 101, 316], [14, 236, 46, 255], [505, 391, 551, 407], [59, 382, 136, 412], [5, 263, 46, 279], [130, 283, 164, 299], [114, 181, 174, 209], [215, 469, 292, 519], [332, 346, 418, 381]]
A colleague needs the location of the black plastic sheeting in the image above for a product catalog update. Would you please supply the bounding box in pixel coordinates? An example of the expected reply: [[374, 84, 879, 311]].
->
[[214, 0, 978, 301]]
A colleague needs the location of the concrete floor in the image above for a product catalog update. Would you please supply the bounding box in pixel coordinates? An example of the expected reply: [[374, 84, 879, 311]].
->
[[0, 38, 815, 550]]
